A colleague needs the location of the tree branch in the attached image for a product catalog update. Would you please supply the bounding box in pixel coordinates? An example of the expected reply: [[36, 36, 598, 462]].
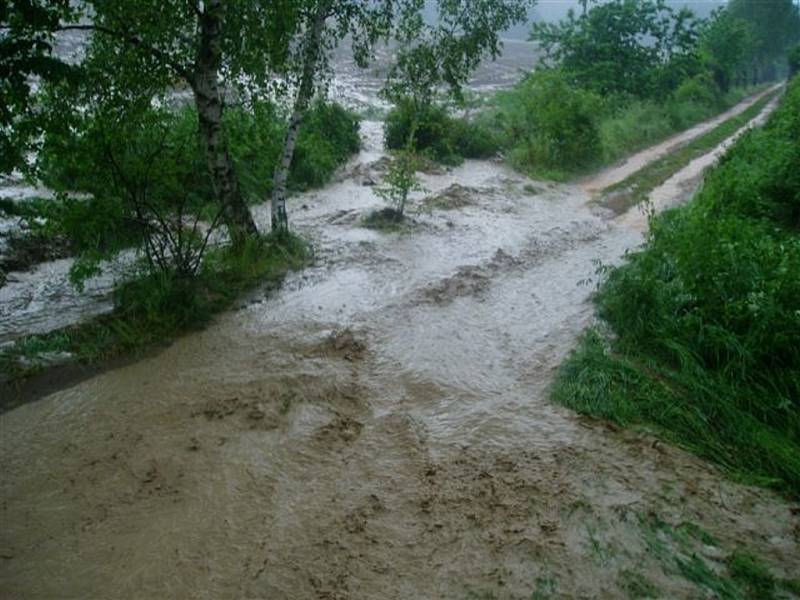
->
[[56, 24, 193, 82]]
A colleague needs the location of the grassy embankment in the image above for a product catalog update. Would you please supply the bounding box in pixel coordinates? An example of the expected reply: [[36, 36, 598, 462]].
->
[[550, 77, 800, 497]]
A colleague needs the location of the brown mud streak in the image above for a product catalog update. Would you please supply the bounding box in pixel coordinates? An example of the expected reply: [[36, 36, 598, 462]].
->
[[1, 121, 798, 599]]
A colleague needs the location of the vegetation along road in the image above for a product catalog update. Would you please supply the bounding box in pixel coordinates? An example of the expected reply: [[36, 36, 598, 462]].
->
[[1, 0, 799, 598]]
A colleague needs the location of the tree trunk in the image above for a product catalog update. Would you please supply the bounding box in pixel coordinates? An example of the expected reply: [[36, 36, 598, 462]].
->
[[270, 2, 329, 234], [193, 0, 258, 246]]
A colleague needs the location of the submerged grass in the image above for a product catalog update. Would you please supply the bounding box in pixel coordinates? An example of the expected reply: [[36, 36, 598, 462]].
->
[[0, 233, 310, 405], [635, 513, 799, 600], [553, 327, 800, 494], [600, 90, 778, 213]]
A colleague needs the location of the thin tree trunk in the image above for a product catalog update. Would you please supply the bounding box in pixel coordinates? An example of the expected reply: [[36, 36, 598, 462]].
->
[[270, 2, 329, 233], [193, 0, 258, 246]]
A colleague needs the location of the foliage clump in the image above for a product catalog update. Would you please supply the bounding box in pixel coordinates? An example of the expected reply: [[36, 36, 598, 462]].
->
[[384, 98, 500, 165], [34, 100, 357, 284], [491, 70, 603, 173]]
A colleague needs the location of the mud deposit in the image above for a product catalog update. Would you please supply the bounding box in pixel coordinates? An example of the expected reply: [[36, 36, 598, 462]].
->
[[1, 122, 798, 599]]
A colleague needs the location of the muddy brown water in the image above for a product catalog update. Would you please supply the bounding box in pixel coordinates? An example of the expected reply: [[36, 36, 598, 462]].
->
[[1, 120, 798, 599]]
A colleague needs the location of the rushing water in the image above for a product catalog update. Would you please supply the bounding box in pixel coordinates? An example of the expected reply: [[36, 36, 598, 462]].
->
[[2, 116, 797, 598], [0, 37, 538, 349], [1, 27, 796, 597]]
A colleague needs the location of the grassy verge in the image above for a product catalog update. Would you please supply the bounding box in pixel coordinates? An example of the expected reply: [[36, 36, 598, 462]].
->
[[0, 233, 310, 407], [600, 90, 778, 214], [551, 78, 800, 497], [476, 68, 769, 181]]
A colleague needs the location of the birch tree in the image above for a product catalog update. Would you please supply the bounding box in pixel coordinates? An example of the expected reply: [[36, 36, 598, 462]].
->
[[269, 0, 398, 233], [52, 0, 300, 245], [269, 0, 535, 233]]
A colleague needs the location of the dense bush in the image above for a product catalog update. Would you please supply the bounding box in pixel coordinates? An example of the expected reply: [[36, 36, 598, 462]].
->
[[33, 99, 358, 284], [671, 72, 721, 110], [492, 70, 603, 173], [291, 101, 361, 188], [552, 78, 800, 494], [790, 44, 800, 78], [40, 100, 360, 208], [700, 80, 800, 228], [384, 97, 500, 165]]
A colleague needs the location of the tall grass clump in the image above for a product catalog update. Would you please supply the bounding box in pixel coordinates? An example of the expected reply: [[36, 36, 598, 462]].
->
[[485, 67, 760, 178], [551, 78, 800, 496], [490, 70, 603, 178]]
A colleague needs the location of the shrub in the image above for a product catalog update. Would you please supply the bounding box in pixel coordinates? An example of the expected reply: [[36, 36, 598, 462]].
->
[[449, 118, 502, 160], [700, 78, 800, 228], [291, 101, 361, 189], [672, 72, 721, 107], [788, 44, 800, 79], [224, 102, 283, 203], [494, 69, 603, 172], [384, 98, 499, 165]]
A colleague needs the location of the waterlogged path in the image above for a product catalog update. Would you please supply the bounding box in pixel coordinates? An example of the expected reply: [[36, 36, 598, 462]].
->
[[1, 116, 798, 598], [581, 84, 783, 194]]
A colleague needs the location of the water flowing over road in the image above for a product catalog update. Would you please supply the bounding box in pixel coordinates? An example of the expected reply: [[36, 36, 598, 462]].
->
[[1, 109, 797, 598]]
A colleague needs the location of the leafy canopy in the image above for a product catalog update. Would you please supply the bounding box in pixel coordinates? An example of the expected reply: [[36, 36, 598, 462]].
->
[[530, 0, 701, 99]]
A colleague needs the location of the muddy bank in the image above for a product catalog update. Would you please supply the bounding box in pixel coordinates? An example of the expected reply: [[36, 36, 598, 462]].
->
[[1, 120, 798, 599]]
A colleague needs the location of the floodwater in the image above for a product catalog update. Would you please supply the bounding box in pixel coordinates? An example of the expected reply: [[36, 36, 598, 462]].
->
[[2, 116, 798, 598], [0, 37, 538, 351]]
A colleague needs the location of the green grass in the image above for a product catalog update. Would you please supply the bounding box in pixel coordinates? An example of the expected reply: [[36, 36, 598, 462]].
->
[[619, 570, 658, 599], [0, 233, 310, 399], [600, 90, 778, 214], [552, 328, 800, 494], [597, 86, 758, 165], [728, 550, 779, 599], [550, 78, 800, 496]]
